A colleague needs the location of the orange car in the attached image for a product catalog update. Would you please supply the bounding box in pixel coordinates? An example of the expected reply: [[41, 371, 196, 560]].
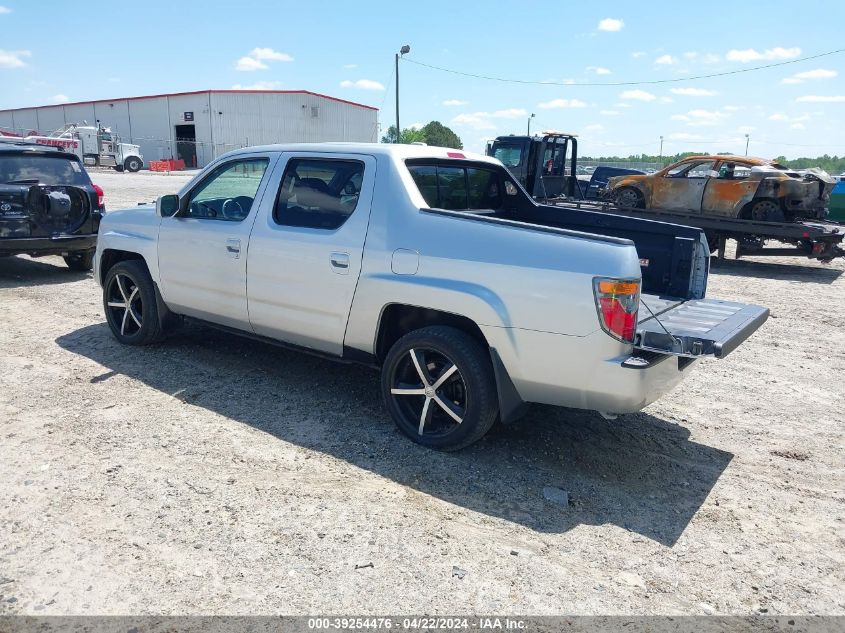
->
[[606, 155, 835, 221]]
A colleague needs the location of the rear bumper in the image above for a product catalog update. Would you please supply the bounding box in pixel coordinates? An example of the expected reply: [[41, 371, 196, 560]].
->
[[0, 233, 97, 256], [482, 326, 698, 414]]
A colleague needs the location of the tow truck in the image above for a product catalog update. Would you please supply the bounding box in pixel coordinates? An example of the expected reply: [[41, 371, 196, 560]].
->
[[486, 132, 844, 263], [2, 122, 143, 172]]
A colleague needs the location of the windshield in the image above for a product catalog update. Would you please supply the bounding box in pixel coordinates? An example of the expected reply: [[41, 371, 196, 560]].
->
[[492, 144, 524, 168], [0, 154, 90, 186]]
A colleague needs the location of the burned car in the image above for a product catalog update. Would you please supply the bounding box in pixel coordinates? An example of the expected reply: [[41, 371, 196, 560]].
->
[[0, 142, 104, 270], [607, 155, 835, 222]]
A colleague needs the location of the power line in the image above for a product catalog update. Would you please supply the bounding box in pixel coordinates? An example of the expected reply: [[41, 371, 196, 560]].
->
[[401, 47, 845, 87]]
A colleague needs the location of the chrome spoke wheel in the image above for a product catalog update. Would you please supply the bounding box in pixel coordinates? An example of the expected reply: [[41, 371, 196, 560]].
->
[[106, 273, 143, 337], [390, 347, 467, 437]]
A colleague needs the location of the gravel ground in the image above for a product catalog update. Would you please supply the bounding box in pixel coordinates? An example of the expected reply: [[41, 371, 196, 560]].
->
[[0, 171, 843, 615]]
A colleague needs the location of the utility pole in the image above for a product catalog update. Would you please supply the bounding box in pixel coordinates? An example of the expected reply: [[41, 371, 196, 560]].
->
[[527, 113, 535, 136], [395, 44, 410, 143], [659, 135, 664, 163], [745, 133, 750, 156]]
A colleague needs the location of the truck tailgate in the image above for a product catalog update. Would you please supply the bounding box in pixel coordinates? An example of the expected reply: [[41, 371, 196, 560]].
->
[[637, 294, 769, 359]]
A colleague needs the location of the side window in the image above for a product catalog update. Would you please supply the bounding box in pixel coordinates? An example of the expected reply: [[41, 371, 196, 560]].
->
[[186, 158, 269, 221], [667, 161, 715, 179], [274, 158, 364, 230], [437, 166, 467, 210], [407, 163, 506, 211]]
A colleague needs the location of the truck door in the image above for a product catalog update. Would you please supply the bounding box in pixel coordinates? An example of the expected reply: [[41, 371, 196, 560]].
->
[[701, 161, 759, 217], [650, 160, 714, 211], [246, 152, 376, 355], [157, 154, 275, 328]]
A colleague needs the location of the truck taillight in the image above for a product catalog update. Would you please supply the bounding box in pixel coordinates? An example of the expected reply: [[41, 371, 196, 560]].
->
[[92, 183, 104, 209], [593, 278, 640, 344]]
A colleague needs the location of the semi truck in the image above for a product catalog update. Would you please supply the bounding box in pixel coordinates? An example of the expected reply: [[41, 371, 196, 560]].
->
[[2, 123, 143, 172]]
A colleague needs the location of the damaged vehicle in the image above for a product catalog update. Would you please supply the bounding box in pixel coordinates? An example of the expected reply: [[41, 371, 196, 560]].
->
[[607, 155, 835, 222], [0, 142, 105, 270]]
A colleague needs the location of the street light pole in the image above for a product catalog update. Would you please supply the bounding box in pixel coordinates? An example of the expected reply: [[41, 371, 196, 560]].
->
[[659, 135, 664, 162], [527, 113, 535, 136], [745, 133, 750, 156], [395, 44, 410, 143]]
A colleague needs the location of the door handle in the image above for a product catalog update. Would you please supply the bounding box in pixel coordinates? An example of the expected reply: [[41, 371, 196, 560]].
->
[[226, 238, 241, 258], [330, 252, 350, 274]]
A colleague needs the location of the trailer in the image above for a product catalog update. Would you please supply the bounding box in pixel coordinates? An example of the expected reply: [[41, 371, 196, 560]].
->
[[486, 133, 844, 263], [542, 197, 844, 263]]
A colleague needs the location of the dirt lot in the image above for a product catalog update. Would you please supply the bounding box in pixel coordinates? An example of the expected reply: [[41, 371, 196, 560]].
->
[[0, 170, 843, 616]]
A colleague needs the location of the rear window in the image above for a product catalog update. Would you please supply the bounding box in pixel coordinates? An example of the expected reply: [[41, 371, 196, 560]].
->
[[0, 154, 90, 186], [408, 163, 505, 211]]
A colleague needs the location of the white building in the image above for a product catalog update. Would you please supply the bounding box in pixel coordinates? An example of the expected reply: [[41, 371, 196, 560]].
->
[[0, 89, 379, 168]]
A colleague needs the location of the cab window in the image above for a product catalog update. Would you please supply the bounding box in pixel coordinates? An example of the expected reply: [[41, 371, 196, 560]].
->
[[717, 162, 752, 180], [408, 163, 506, 211], [186, 158, 269, 221], [273, 158, 364, 230]]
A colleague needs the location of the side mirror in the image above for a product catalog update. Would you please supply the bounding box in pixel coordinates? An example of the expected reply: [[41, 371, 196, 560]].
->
[[156, 194, 180, 217]]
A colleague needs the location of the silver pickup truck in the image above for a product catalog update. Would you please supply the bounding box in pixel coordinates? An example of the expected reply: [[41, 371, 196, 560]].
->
[[94, 144, 768, 450]]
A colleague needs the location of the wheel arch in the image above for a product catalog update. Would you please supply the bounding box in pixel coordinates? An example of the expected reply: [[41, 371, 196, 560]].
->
[[98, 248, 147, 285], [372, 303, 526, 425]]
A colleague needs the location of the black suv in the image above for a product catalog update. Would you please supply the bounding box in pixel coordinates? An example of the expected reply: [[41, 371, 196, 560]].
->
[[0, 142, 104, 271]]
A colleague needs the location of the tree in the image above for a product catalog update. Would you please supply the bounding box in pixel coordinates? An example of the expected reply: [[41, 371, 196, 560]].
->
[[420, 121, 463, 149], [380, 125, 426, 144], [380, 121, 464, 149]]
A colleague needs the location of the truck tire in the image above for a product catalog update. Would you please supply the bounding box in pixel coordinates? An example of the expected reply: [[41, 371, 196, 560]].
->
[[125, 157, 142, 173], [63, 250, 94, 271], [102, 260, 165, 345], [381, 326, 499, 451], [615, 187, 644, 209]]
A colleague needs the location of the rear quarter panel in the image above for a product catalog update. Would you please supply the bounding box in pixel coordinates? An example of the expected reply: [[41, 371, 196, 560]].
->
[[343, 154, 642, 355]]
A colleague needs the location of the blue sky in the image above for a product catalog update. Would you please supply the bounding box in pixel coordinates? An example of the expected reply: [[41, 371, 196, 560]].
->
[[1, 1, 843, 158]]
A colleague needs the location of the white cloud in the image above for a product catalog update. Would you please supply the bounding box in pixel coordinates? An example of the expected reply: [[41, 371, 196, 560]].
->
[[235, 47, 293, 71], [668, 132, 704, 141], [343, 63, 358, 69], [726, 47, 800, 63], [339, 79, 385, 91], [537, 98, 587, 109], [408, 122, 424, 130], [48, 94, 69, 104], [587, 66, 611, 75], [0, 49, 30, 69], [702, 53, 721, 64], [655, 54, 675, 65], [673, 109, 728, 126], [781, 68, 837, 84], [597, 18, 624, 32], [231, 81, 283, 90], [0, 5, 11, 13], [442, 99, 468, 106], [768, 113, 789, 121], [619, 89, 656, 102], [660, 96, 674, 103], [451, 108, 529, 130], [235, 56, 268, 71], [683, 52, 698, 59], [631, 51, 647, 59], [791, 123, 805, 130], [670, 87, 719, 97], [584, 124, 604, 132], [600, 110, 620, 116], [249, 48, 293, 62], [723, 105, 742, 111], [796, 95, 845, 103], [615, 102, 633, 108]]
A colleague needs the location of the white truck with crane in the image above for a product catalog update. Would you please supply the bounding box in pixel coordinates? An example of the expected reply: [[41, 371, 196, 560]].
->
[[1, 122, 143, 172]]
